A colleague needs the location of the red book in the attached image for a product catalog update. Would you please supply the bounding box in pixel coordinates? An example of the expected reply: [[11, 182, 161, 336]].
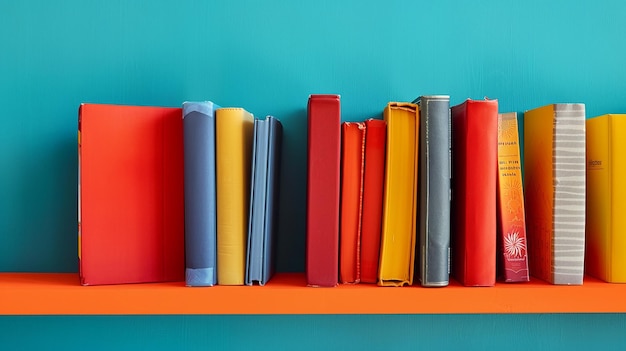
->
[[306, 94, 341, 287], [450, 99, 498, 286], [79, 104, 185, 285], [360, 119, 387, 283], [340, 122, 366, 284]]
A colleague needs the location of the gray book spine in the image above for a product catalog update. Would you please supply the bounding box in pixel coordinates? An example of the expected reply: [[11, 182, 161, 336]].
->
[[417, 95, 451, 287], [552, 103, 586, 285], [183, 101, 219, 287]]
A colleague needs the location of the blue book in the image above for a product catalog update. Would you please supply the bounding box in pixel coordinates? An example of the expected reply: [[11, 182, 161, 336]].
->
[[183, 101, 220, 286], [246, 116, 282, 286]]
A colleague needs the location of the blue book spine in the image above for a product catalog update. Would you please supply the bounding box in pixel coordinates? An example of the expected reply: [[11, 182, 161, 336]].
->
[[183, 101, 219, 286]]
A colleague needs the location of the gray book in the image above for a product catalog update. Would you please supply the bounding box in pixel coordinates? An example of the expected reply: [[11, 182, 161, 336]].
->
[[415, 95, 451, 287]]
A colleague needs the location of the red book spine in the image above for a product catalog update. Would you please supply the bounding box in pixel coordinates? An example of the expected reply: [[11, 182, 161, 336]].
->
[[340, 122, 366, 284], [359, 119, 387, 283], [306, 95, 341, 287], [450, 99, 498, 286]]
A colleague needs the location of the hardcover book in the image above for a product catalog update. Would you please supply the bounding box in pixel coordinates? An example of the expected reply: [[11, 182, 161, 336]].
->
[[306, 94, 341, 287], [585, 114, 626, 283], [216, 107, 254, 285], [340, 122, 366, 284], [359, 118, 387, 284], [496, 112, 530, 282], [415, 95, 451, 287], [524, 103, 586, 285], [379, 102, 419, 287], [246, 116, 283, 286], [183, 101, 219, 287], [450, 98, 498, 287], [78, 104, 184, 286]]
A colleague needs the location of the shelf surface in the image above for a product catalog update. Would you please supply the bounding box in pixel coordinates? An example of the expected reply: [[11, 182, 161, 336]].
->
[[1, 273, 626, 315]]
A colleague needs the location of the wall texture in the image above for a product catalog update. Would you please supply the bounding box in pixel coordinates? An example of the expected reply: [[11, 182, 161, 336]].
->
[[1, 1, 626, 349]]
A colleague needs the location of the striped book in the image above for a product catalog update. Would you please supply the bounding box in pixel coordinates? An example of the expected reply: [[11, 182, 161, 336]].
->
[[524, 103, 586, 285]]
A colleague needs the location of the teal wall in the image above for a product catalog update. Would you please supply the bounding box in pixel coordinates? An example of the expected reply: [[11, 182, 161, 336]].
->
[[1, 0, 626, 349]]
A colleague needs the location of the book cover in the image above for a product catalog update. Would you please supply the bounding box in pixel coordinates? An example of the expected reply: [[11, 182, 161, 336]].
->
[[78, 104, 184, 286], [183, 101, 219, 287], [524, 103, 586, 285], [450, 98, 498, 287], [340, 122, 366, 284], [360, 118, 386, 284], [497, 112, 530, 283], [246, 115, 283, 286], [415, 95, 451, 287], [586, 114, 626, 283], [378, 102, 419, 287], [306, 94, 341, 287], [216, 107, 254, 286]]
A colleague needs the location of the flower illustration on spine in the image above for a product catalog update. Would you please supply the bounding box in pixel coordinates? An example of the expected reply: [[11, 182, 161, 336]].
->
[[504, 231, 526, 258]]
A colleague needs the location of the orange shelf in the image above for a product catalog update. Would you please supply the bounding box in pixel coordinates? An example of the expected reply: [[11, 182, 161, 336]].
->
[[1, 273, 626, 315]]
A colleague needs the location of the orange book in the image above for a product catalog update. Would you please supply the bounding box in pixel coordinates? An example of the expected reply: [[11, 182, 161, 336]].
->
[[340, 122, 366, 284], [360, 119, 387, 283], [78, 104, 185, 285], [496, 112, 529, 282]]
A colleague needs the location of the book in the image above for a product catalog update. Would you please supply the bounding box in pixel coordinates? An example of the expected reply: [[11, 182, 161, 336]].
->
[[216, 107, 254, 285], [306, 94, 341, 287], [496, 112, 530, 283], [360, 118, 387, 284], [450, 98, 498, 287], [415, 95, 451, 287], [585, 114, 626, 283], [78, 104, 184, 285], [378, 102, 419, 287], [339, 121, 366, 284], [246, 115, 283, 286], [183, 101, 219, 287], [524, 103, 586, 285]]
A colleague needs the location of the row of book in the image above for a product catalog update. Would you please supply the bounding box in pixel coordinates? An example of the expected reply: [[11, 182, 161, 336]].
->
[[78, 102, 282, 286], [307, 94, 626, 287]]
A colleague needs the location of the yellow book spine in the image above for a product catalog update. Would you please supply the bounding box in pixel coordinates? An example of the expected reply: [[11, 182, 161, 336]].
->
[[378, 102, 418, 286], [610, 115, 626, 282], [216, 108, 254, 285]]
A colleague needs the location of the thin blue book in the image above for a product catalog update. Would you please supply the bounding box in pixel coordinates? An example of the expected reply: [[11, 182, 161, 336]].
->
[[246, 115, 282, 286], [183, 101, 220, 287]]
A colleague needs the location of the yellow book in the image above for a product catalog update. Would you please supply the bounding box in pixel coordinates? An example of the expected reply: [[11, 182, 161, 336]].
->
[[378, 102, 419, 286], [586, 114, 626, 283], [216, 108, 254, 285], [524, 104, 586, 285]]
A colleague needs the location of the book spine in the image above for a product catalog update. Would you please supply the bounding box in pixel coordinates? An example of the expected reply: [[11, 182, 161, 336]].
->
[[360, 119, 386, 283], [450, 99, 497, 286], [306, 95, 341, 287], [608, 115, 626, 282], [340, 122, 366, 284], [552, 104, 586, 285], [183, 102, 219, 287], [246, 118, 269, 285], [379, 102, 419, 286], [216, 108, 254, 286], [496, 112, 529, 282], [262, 116, 283, 285], [418, 95, 451, 287]]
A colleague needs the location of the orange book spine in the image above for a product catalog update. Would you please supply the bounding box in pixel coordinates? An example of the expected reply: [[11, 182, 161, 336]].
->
[[340, 122, 366, 284], [360, 119, 386, 283], [496, 113, 529, 282]]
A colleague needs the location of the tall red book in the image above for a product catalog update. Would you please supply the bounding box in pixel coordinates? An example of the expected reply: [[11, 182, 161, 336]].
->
[[360, 119, 387, 284], [340, 122, 366, 284], [78, 104, 185, 285], [450, 98, 498, 286], [306, 94, 341, 287]]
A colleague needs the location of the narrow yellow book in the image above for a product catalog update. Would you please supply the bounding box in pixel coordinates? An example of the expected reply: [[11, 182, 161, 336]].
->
[[216, 108, 254, 285], [586, 114, 626, 283], [378, 102, 419, 286]]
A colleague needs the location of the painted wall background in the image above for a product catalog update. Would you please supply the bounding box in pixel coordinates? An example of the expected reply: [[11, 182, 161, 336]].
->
[[1, 1, 626, 349]]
